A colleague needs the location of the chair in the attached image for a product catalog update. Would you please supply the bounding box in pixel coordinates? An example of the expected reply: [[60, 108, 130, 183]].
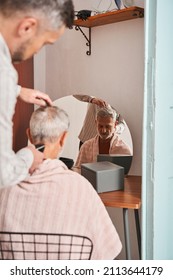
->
[[0, 232, 93, 260]]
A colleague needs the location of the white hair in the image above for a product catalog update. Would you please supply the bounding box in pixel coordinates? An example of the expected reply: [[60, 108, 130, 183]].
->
[[96, 106, 117, 122], [0, 0, 74, 29], [29, 106, 70, 144]]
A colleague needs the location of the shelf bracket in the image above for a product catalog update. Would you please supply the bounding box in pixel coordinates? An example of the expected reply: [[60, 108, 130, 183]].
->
[[75, 26, 91, 56]]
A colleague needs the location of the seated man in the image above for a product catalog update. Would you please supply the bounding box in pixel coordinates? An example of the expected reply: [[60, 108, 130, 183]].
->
[[74, 107, 132, 172], [73, 95, 125, 147], [0, 106, 122, 260]]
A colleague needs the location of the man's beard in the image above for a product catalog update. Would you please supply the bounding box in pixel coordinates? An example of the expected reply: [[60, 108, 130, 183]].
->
[[12, 51, 24, 63], [12, 42, 27, 63], [99, 133, 111, 140]]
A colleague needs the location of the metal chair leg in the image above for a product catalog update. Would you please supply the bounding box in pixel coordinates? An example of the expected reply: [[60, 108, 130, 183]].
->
[[123, 208, 131, 260], [134, 209, 141, 259]]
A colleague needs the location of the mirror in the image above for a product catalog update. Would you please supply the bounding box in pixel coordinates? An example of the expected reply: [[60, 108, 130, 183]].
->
[[53, 95, 133, 165]]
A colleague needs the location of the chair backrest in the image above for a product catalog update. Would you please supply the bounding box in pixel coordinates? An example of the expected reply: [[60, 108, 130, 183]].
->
[[0, 232, 93, 260]]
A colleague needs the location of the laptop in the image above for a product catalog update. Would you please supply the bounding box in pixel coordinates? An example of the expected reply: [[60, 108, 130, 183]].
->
[[97, 154, 133, 175]]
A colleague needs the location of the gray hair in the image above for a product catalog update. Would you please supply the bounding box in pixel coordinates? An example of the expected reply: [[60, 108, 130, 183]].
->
[[0, 0, 74, 29], [96, 107, 117, 122], [29, 106, 70, 144]]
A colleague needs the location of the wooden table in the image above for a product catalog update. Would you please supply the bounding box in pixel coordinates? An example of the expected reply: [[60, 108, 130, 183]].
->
[[99, 175, 141, 260]]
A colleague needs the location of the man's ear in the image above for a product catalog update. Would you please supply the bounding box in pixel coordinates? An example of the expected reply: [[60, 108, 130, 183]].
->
[[26, 128, 33, 144], [17, 18, 38, 38], [59, 131, 68, 148]]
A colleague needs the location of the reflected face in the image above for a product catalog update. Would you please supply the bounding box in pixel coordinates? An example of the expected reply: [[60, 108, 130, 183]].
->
[[12, 26, 65, 62], [96, 116, 116, 140]]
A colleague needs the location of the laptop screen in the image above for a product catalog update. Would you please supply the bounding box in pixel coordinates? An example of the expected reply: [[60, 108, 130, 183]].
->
[[97, 154, 133, 175]]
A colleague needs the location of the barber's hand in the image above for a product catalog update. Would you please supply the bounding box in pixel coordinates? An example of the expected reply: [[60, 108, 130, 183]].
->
[[91, 97, 108, 108], [19, 87, 53, 106], [27, 146, 44, 174]]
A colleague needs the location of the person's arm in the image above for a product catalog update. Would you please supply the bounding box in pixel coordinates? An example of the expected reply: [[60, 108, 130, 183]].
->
[[0, 70, 44, 187], [73, 94, 93, 103], [18, 87, 53, 106], [73, 94, 107, 107]]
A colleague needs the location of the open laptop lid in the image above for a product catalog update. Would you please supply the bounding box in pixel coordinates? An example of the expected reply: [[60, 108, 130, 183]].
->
[[97, 154, 133, 175]]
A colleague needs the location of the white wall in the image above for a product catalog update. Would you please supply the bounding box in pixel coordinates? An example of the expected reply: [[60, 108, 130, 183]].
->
[[34, 0, 144, 259], [34, 47, 46, 93]]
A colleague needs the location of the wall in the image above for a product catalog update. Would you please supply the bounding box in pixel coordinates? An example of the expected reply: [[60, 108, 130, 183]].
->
[[34, 0, 144, 259]]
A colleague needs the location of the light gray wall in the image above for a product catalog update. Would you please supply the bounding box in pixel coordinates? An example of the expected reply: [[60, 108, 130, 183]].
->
[[34, 0, 144, 259]]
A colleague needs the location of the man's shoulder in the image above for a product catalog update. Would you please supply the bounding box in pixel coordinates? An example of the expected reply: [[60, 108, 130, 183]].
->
[[112, 134, 125, 144], [67, 168, 91, 184], [82, 136, 97, 148], [111, 135, 132, 154]]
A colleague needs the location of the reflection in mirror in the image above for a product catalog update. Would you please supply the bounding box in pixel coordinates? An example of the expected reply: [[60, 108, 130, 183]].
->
[[53, 95, 133, 169], [53, 95, 88, 162]]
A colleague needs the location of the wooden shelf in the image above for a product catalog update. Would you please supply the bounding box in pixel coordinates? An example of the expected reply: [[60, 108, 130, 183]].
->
[[74, 6, 144, 28], [73, 6, 144, 55]]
